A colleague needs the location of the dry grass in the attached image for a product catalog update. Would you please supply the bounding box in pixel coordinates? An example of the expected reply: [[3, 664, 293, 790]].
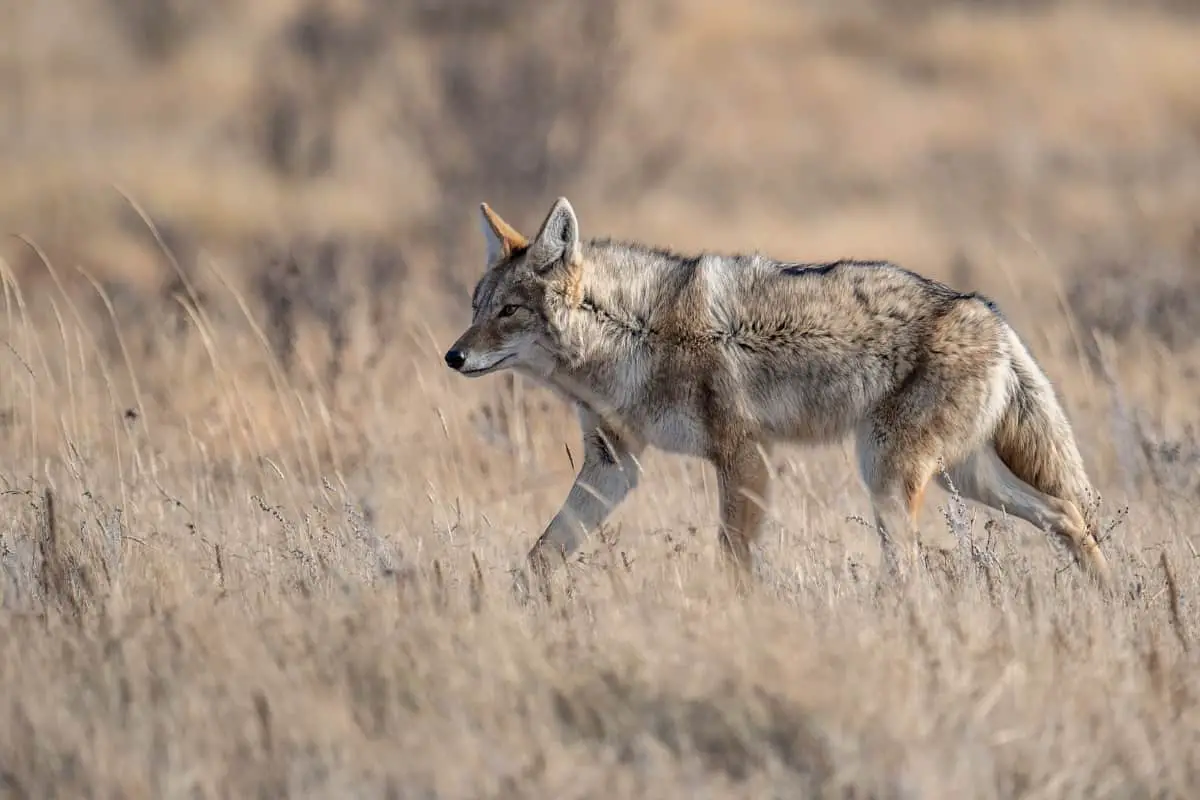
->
[[2, 0, 1200, 797]]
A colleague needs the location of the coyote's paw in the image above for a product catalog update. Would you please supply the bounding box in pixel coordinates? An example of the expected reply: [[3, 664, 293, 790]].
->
[[509, 567, 534, 607]]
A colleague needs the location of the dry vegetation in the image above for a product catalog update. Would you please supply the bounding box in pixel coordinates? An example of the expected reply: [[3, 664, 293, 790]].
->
[[2, 0, 1200, 796]]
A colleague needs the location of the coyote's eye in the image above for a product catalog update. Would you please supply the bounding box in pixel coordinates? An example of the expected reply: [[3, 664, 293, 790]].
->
[[498, 304, 521, 318]]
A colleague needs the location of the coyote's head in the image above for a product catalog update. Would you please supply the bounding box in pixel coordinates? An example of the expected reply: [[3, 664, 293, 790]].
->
[[444, 196, 581, 379]]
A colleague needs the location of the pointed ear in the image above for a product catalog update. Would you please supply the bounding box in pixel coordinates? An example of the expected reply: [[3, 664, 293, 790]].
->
[[479, 202, 528, 265], [528, 197, 580, 270]]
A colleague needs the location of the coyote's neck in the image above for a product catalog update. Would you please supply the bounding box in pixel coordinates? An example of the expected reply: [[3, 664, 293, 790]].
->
[[547, 289, 652, 425]]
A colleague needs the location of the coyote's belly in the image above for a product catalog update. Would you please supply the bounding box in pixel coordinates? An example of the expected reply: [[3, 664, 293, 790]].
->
[[717, 341, 902, 446], [640, 406, 711, 456], [607, 354, 895, 457]]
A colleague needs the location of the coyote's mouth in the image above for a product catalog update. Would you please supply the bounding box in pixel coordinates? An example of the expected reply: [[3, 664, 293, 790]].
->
[[460, 354, 514, 376]]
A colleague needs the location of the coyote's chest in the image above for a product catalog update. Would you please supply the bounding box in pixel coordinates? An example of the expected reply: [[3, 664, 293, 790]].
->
[[540, 359, 713, 457]]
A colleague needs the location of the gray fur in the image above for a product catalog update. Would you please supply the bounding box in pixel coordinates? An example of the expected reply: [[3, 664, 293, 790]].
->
[[446, 197, 1113, 594]]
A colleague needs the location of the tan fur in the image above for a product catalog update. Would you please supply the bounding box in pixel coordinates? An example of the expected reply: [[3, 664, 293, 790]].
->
[[445, 197, 1114, 595], [480, 202, 528, 257]]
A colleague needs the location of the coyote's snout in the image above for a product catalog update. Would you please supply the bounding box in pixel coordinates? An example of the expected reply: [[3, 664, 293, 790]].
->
[[445, 196, 1114, 595]]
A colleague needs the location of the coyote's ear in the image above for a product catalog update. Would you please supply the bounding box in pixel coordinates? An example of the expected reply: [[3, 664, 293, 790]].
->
[[479, 202, 528, 265], [528, 197, 580, 271]]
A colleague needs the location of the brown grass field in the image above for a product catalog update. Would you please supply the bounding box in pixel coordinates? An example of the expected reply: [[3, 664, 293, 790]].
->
[[2, 0, 1200, 796]]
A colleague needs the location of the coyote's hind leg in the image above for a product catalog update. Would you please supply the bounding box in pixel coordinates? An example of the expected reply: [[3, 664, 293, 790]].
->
[[936, 446, 1113, 587], [855, 421, 944, 584]]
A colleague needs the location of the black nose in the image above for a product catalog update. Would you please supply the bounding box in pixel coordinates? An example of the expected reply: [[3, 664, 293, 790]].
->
[[444, 349, 467, 370]]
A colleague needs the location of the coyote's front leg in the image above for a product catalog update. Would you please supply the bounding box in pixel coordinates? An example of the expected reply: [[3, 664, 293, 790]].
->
[[522, 410, 643, 596], [714, 440, 772, 590]]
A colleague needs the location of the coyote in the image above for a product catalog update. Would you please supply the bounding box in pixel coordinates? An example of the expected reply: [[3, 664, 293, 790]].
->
[[444, 197, 1113, 592]]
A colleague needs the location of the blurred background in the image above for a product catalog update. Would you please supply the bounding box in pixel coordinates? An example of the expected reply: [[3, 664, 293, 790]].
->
[[2, 0, 1200, 539]]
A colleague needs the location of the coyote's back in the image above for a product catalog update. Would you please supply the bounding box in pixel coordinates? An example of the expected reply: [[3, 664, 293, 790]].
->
[[444, 197, 1113, 594], [678, 255, 1014, 450]]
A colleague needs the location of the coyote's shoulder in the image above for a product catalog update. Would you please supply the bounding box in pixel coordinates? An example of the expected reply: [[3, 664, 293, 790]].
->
[[444, 197, 1114, 593]]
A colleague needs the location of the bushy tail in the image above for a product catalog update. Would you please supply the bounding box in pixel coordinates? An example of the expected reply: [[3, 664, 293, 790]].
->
[[993, 330, 1096, 530]]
